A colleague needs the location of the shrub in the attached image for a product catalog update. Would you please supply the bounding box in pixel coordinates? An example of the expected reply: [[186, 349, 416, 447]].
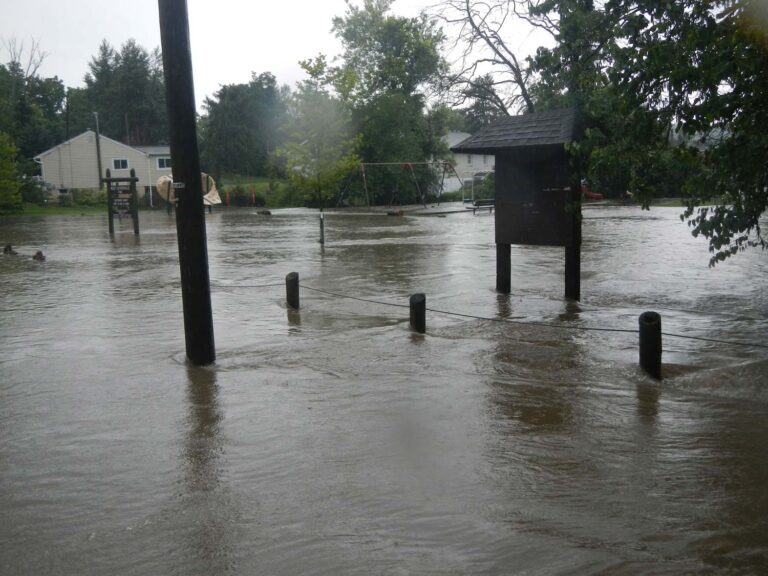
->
[[20, 178, 48, 205], [58, 192, 73, 207], [71, 188, 107, 206], [438, 190, 464, 202], [268, 182, 305, 207]]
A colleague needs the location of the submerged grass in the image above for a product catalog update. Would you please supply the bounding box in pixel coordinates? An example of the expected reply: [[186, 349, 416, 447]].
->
[[0, 203, 107, 217]]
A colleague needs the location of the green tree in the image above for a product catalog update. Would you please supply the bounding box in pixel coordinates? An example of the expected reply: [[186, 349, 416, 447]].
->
[[324, 0, 449, 204], [0, 132, 21, 213], [0, 39, 65, 164], [278, 65, 359, 207], [457, 74, 509, 132], [63, 87, 93, 138], [354, 92, 450, 204], [604, 0, 768, 264], [199, 72, 287, 182], [78, 39, 168, 145], [331, 0, 446, 105], [438, 0, 768, 263]]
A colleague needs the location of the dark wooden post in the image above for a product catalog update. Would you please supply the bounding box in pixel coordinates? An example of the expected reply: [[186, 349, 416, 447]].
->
[[565, 245, 580, 300], [158, 0, 215, 366], [286, 272, 300, 310], [565, 179, 581, 301], [319, 209, 325, 244], [410, 293, 426, 334], [130, 168, 140, 235], [105, 168, 114, 236], [639, 311, 662, 379], [496, 243, 511, 294]]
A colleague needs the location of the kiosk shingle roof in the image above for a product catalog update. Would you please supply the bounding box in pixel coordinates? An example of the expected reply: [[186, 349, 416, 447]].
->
[[451, 108, 578, 154]]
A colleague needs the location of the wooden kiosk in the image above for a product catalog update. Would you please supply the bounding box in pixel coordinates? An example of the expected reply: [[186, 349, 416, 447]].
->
[[451, 108, 583, 300], [102, 168, 140, 236]]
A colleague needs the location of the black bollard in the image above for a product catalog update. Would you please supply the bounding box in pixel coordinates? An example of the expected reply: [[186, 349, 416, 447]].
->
[[286, 272, 300, 310], [319, 210, 325, 244], [410, 293, 426, 334], [639, 311, 662, 379]]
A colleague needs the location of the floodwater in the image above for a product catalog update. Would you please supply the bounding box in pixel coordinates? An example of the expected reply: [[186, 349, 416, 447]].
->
[[1, 204, 767, 575]]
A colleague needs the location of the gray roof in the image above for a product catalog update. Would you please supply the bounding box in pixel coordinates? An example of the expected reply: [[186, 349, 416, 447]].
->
[[35, 132, 172, 160], [445, 131, 472, 148], [451, 108, 578, 154], [133, 145, 171, 156]]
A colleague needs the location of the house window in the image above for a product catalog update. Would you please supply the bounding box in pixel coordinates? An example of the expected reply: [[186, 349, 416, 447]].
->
[[467, 155, 472, 165], [157, 157, 172, 169], [113, 158, 128, 170]]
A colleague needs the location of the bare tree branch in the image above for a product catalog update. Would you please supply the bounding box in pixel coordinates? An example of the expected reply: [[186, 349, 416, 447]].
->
[[2, 36, 48, 78], [428, 0, 556, 116]]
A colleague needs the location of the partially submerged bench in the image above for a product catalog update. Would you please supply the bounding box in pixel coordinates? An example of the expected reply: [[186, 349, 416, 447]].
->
[[468, 198, 494, 214]]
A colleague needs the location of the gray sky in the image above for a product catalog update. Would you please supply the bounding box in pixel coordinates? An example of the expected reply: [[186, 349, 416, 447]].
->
[[0, 0, 431, 108]]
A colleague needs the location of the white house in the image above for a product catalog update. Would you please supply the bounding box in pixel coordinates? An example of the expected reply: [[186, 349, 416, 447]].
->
[[34, 130, 172, 195], [444, 131, 495, 193]]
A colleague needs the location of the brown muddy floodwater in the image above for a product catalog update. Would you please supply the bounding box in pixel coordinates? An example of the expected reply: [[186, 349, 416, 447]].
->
[[1, 204, 767, 574]]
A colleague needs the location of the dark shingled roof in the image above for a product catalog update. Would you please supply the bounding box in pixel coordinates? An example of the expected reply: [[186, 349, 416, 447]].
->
[[451, 108, 578, 154]]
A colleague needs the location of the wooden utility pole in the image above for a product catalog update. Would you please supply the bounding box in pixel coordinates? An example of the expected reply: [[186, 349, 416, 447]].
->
[[105, 168, 114, 236], [93, 112, 103, 189], [158, 0, 216, 366]]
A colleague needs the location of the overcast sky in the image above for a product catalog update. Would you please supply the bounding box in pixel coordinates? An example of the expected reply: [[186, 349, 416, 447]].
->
[[0, 0, 437, 109]]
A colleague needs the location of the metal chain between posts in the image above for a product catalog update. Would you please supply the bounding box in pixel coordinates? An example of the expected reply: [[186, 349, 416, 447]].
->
[[209, 276, 768, 351]]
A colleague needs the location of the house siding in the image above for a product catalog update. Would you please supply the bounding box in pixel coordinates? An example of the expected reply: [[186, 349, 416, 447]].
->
[[443, 131, 495, 193], [148, 154, 172, 186], [39, 131, 100, 189], [36, 131, 164, 191], [101, 138, 149, 185]]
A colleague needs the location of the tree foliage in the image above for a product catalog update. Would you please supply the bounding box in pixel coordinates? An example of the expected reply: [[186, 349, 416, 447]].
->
[[331, 0, 446, 106], [321, 0, 449, 204], [605, 0, 768, 264], [0, 131, 21, 212], [199, 72, 288, 182], [458, 73, 510, 132], [0, 39, 65, 169], [278, 64, 359, 206], [78, 39, 168, 145], [436, 0, 768, 264]]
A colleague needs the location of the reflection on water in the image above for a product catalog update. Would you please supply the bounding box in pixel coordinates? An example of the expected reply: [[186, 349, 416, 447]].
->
[[184, 365, 223, 494], [636, 381, 660, 422], [495, 293, 511, 319], [1, 205, 767, 574], [180, 365, 235, 574], [286, 308, 302, 332]]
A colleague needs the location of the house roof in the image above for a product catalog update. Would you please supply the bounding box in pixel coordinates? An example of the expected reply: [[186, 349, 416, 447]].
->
[[445, 131, 472, 148], [134, 145, 170, 156], [34, 130, 170, 160], [450, 108, 579, 154]]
